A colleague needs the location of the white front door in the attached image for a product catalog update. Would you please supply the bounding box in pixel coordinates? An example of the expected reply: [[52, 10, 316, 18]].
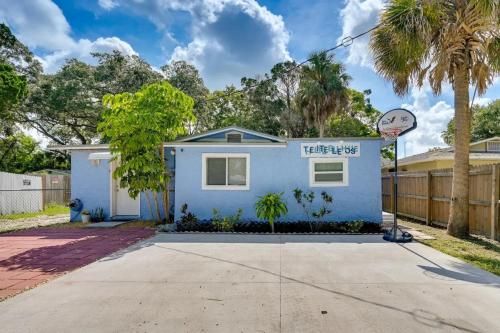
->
[[111, 162, 140, 216]]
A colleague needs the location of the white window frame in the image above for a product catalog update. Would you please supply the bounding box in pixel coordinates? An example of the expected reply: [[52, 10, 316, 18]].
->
[[202, 153, 250, 190], [309, 158, 348, 187]]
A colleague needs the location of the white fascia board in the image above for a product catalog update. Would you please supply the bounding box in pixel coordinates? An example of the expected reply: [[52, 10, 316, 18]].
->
[[164, 142, 287, 148]]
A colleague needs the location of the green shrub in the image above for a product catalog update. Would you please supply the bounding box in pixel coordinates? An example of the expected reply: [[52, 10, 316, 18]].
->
[[255, 192, 287, 233], [212, 208, 243, 232], [293, 188, 333, 232], [179, 203, 197, 226]]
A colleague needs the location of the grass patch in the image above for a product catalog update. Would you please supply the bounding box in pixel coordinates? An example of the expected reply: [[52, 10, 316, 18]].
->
[[399, 219, 500, 276], [0, 204, 69, 220]]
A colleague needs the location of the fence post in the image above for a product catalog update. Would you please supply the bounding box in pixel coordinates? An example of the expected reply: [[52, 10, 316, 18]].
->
[[41, 175, 47, 210], [491, 165, 499, 240], [426, 170, 432, 225], [389, 174, 394, 213]]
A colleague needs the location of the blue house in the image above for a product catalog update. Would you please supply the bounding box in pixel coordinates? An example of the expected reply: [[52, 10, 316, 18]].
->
[[53, 127, 383, 223]]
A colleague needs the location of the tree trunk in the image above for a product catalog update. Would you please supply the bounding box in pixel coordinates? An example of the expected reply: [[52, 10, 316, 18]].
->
[[160, 145, 170, 223], [318, 122, 325, 138], [447, 65, 470, 237]]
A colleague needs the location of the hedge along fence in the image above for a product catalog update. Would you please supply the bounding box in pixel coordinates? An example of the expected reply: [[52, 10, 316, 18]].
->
[[382, 163, 500, 241]]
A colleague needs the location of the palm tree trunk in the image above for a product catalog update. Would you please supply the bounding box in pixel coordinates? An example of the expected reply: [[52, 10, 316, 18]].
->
[[447, 66, 470, 237]]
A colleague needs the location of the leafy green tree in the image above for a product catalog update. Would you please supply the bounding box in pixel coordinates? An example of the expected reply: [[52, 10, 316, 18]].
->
[[271, 61, 306, 137], [20, 52, 162, 145], [205, 86, 254, 129], [241, 76, 284, 136], [327, 89, 380, 137], [0, 133, 69, 173], [0, 62, 27, 131], [162, 61, 210, 133], [370, 0, 498, 237], [442, 99, 500, 145], [0, 23, 42, 82], [93, 51, 162, 95], [98, 82, 194, 222], [299, 52, 351, 137]]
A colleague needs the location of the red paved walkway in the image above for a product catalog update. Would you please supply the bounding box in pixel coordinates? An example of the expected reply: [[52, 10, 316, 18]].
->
[[0, 228, 154, 300]]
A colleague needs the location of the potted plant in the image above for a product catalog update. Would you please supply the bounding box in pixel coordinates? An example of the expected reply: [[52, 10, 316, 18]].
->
[[81, 209, 91, 223], [255, 192, 288, 233]]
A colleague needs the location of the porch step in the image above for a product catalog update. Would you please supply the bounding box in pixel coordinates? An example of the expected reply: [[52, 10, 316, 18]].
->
[[110, 215, 139, 222]]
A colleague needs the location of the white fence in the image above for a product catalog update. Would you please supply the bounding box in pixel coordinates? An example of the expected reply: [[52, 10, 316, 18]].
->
[[0, 172, 43, 215]]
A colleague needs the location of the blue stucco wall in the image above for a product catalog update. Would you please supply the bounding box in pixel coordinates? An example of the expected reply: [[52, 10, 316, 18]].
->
[[70, 148, 176, 222], [174, 140, 382, 223], [70, 150, 111, 222]]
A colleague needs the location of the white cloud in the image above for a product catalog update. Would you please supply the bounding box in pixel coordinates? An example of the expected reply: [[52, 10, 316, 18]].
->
[[338, 0, 385, 67], [98, 0, 118, 10], [0, 0, 75, 50], [98, 0, 291, 89], [401, 86, 454, 156], [0, 0, 138, 73]]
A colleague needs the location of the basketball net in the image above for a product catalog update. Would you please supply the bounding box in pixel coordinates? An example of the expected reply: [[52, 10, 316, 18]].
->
[[380, 128, 402, 141]]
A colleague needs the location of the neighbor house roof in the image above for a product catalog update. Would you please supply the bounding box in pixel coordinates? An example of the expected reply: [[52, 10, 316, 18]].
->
[[382, 137, 500, 169]]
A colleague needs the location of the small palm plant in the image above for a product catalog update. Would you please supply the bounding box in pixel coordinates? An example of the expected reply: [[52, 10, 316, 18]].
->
[[255, 192, 288, 233]]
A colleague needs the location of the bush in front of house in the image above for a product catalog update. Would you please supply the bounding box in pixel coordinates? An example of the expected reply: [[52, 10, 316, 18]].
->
[[255, 192, 288, 233], [211, 208, 242, 232], [293, 188, 334, 232]]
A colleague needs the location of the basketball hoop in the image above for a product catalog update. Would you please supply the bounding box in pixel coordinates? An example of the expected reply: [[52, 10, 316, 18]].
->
[[377, 108, 417, 243]]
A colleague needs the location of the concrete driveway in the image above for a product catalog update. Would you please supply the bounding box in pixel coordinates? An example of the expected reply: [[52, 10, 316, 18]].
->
[[0, 233, 498, 333]]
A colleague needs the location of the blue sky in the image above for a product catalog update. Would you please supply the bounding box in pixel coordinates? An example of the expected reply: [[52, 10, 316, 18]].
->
[[1, 0, 498, 155]]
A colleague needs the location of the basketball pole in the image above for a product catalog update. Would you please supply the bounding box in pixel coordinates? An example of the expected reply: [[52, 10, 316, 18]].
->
[[393, 138, 398, 240]]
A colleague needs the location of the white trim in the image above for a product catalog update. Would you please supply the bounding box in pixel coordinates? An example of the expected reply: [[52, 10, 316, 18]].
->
[[109, 160, 141, 217], [166, 143, 287, 148], [309, 158, 348, 187], [88, 152, 112, 160], [202, 153, 250, 191], [177, 126, 286, 143]]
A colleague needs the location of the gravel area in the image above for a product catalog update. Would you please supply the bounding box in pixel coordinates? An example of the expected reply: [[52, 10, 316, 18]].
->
[[0, 215, 69, 233]]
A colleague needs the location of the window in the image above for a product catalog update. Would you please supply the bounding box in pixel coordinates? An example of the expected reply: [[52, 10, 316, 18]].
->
[[309, 158, 348, 187], [202, 153, 250, 190]]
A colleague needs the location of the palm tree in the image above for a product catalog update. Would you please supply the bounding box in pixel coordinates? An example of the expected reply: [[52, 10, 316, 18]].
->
[[299, 52, 351, 137], [370, 0, 499, 237]]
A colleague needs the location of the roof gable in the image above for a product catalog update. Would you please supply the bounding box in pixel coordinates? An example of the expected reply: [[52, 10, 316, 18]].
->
[[177, 126, 285, 143]]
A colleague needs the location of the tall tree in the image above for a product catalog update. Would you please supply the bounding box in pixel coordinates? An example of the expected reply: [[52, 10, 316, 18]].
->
[[0, 23, 42, 82], [442, 99, 500, 145], [271, 61, 305, 137], [20, 52, 162, 145], [327, 89, 380, 137], [205, 86, 254, 129], [241, 76, 284, 136], [0, 133, 69, 173], [0, 23, 40, 135], [161, 61, 209, 134], [370, 0, 499, 237], [99, 82, 194, 222], [298, 52, 351, 137]]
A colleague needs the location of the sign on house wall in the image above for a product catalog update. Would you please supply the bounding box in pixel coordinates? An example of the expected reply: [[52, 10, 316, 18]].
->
[[301, 142, 360, 158]]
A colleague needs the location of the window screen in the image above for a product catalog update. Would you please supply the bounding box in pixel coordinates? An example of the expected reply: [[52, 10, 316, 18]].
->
[[204, 155, 248, 188], [206, 158, 226, 185], [311, 159, 347, 186]]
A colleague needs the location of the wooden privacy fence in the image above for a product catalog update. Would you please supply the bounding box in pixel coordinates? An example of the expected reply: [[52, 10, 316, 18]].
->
[[382, 163, 500, 240], [41, 175, 71, 207]]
